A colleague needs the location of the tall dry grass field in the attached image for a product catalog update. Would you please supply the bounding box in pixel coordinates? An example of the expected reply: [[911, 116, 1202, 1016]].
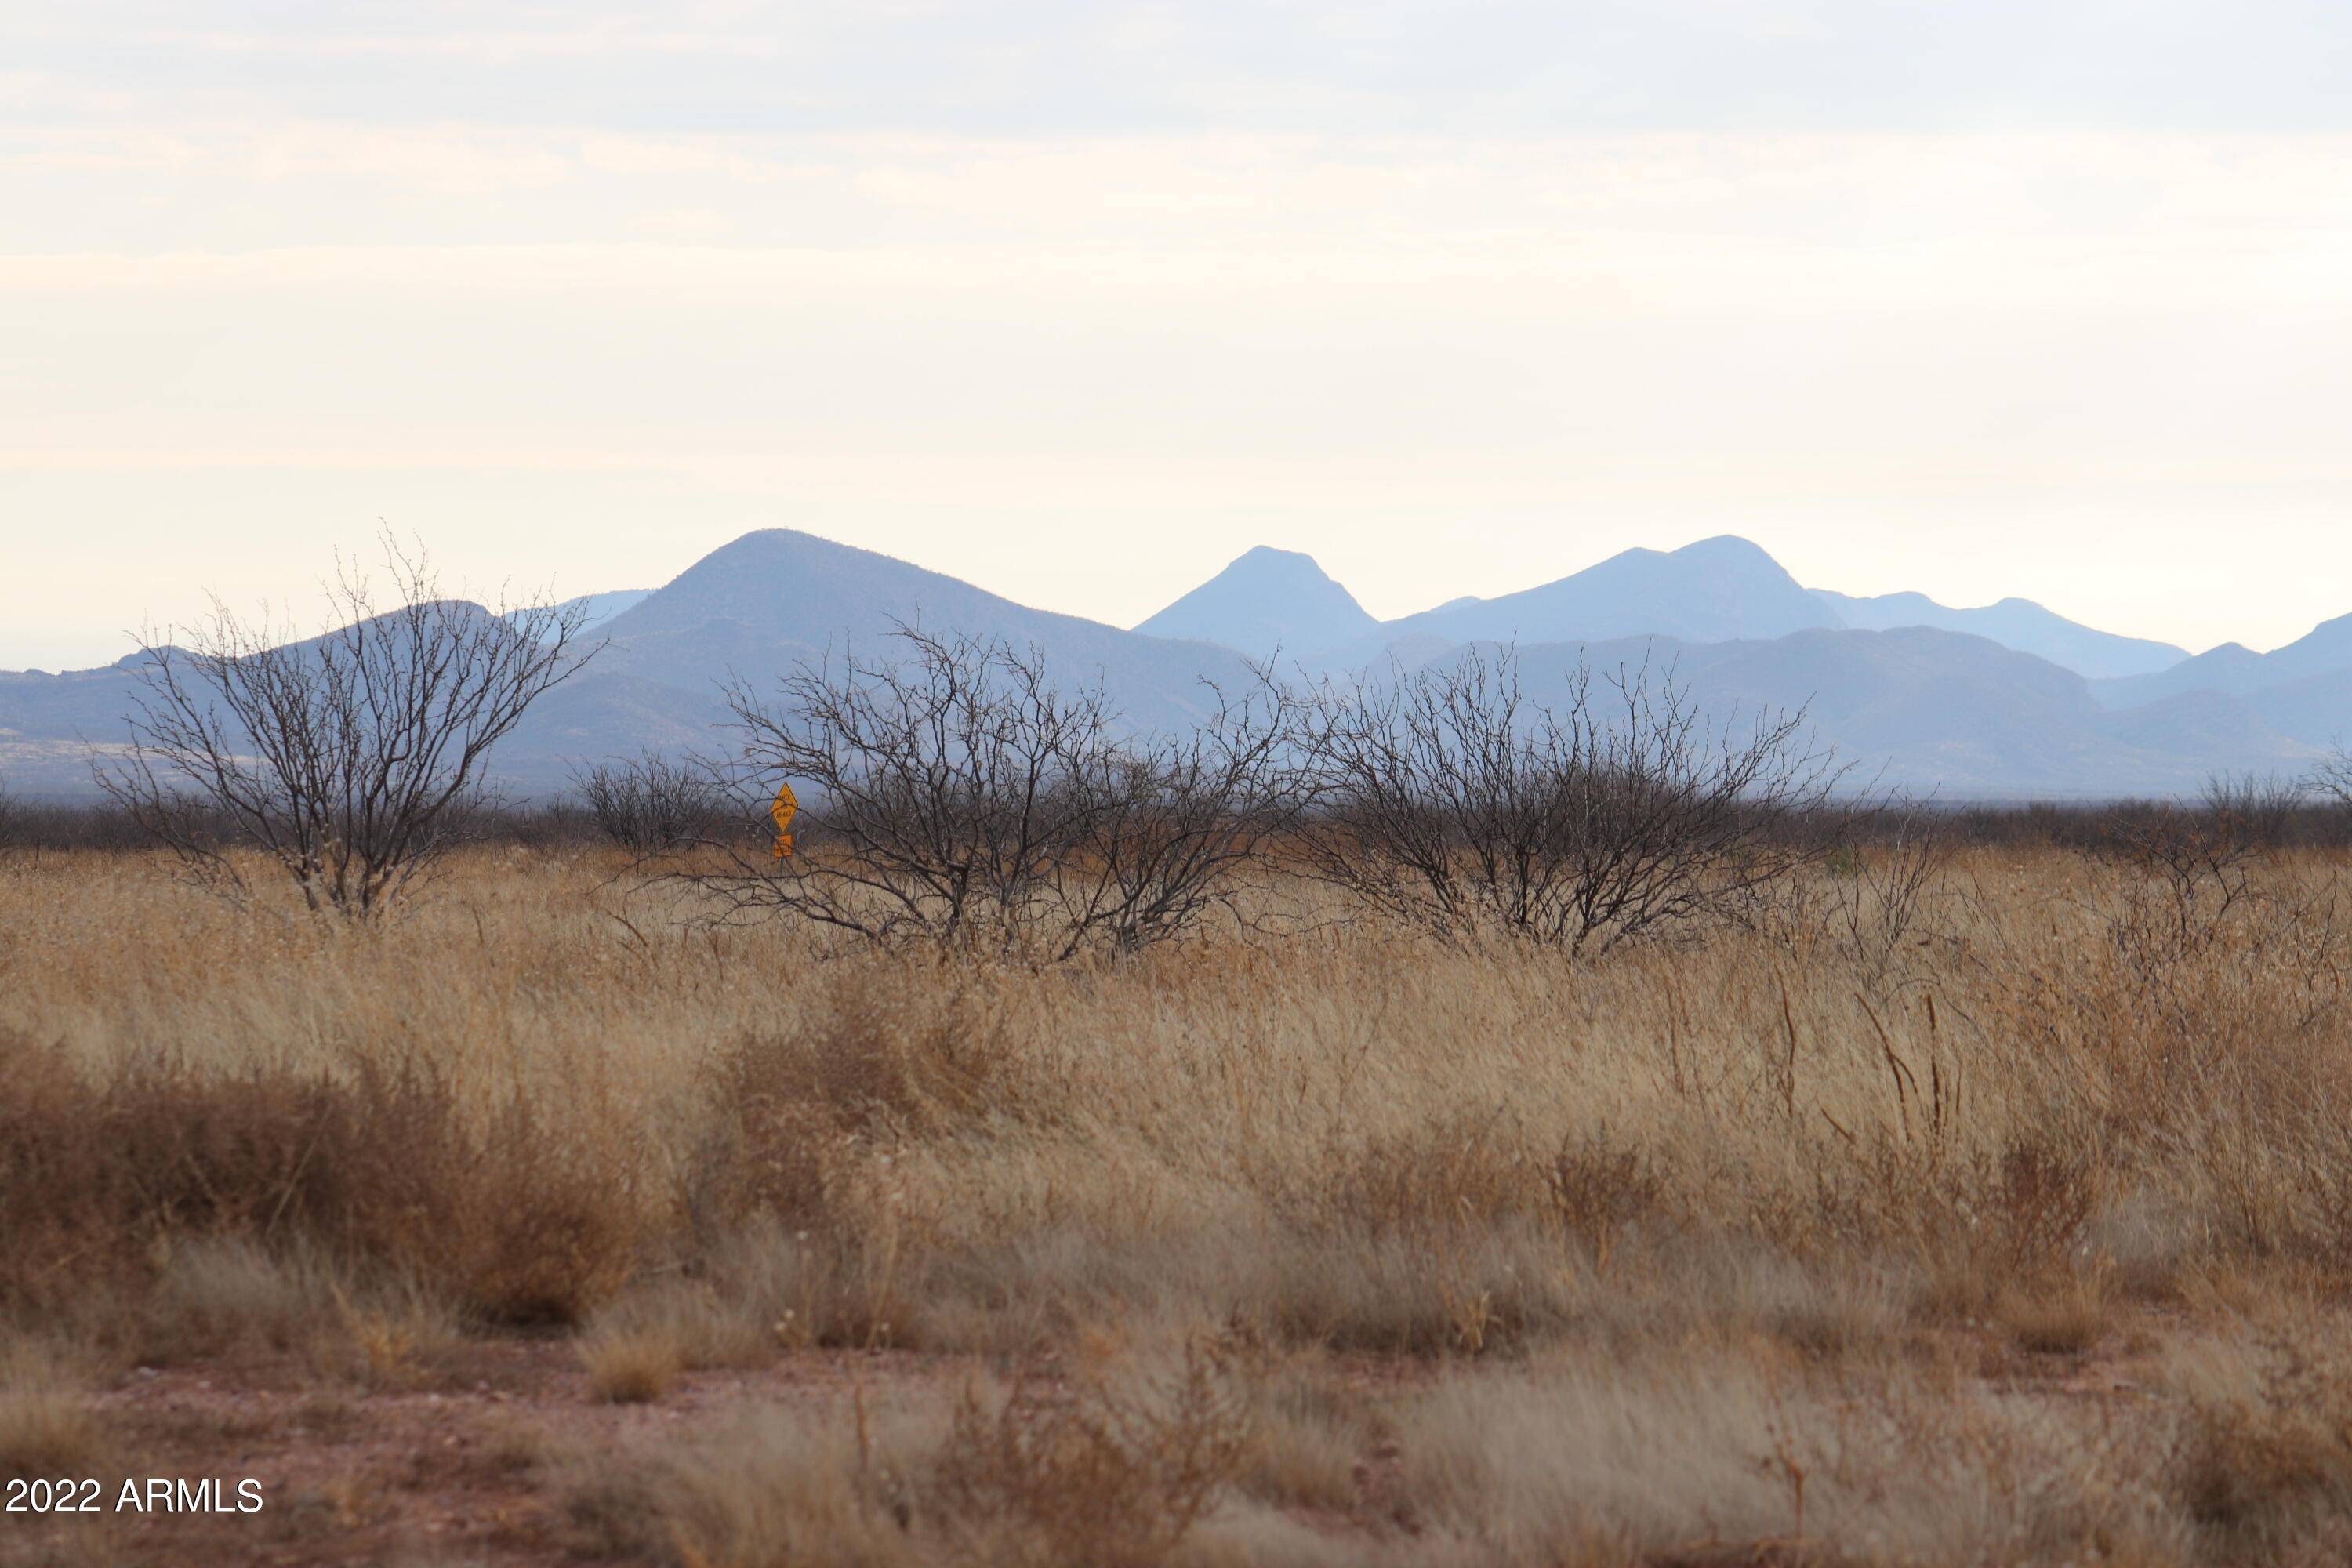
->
[[6, 835, 2352, 1564]]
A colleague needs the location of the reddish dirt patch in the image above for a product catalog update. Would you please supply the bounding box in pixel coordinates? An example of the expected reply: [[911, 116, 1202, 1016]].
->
[[4, 1341, 960, 1566], [1, 1312, 2189, 1566]]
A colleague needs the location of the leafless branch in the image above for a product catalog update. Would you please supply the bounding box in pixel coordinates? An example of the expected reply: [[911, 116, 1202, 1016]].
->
[[93, 534, 596, 917], [675, 626, 1303, 958], [2310, 739, 2352, 814], [1294, 645, 1848, 953], [575, 750, 731, 852]]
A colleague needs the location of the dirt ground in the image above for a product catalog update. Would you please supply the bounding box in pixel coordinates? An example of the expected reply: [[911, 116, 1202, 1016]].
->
[[2, 1313, 2176, 1568], [6, 1338, 1002, 1566]]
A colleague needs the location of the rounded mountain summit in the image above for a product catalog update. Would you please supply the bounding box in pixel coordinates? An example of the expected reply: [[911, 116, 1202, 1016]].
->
[[1131, 546, 1380, 664]]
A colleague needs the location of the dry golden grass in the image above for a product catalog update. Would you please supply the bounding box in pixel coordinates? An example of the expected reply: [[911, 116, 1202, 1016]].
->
[[0, 1345, 100, 1485], [6, 837, 2352, 1563], [564, 1340, 1258, 1568], [1233, 1359, 1377, 1514], [1994, 1259, 2116, 1356], [579, 1324, 685, 1404]]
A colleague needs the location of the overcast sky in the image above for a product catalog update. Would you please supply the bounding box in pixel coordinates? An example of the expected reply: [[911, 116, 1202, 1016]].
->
[[8, 2, 2352, 669]]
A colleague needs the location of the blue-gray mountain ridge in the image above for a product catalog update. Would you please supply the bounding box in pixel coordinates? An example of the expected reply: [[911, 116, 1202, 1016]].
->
[[0, 529, 2340, 800], [1153, 535, 2187, 681]]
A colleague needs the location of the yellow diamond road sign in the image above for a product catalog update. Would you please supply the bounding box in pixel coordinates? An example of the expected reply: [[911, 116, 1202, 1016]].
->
[[771, 781, 797, 859]]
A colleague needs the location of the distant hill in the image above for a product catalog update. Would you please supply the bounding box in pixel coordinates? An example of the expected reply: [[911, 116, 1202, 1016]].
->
[[580, 528, 1251, 724], [2, 601, 553, 793], [1133, 546, 1377, 662], [0, 652, 161, 794], [519, 589, 651, 640], [2093, 612, 2352, 746], [1810, 590, 2186, 681], [1326, 536, 1836, 667], [489, 529, 1257, 786], [2096, 642, 2274, 706], [2245, 670, 2352, 750], [1443, 627, 2312, 797], [1, 532, 1258, 796]]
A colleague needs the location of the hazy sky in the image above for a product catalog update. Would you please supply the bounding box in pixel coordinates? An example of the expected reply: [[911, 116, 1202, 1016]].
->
[[8, 2, 2352, 670]]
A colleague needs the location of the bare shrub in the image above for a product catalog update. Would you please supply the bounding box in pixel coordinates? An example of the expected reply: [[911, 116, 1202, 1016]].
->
[[1296, 646, 1843, 951], [699, 626, 1109, 952], [2207, 770, 2308, 843], [1822, 804, 1956, 976], [0, 785, 20, 852], [1052, 681, 1301, 953], [95, 535, 595, 917], [574, 749, 731, 851], [2311, 739, 2352, 827], [2097, 783, 2279, 981], [0, 797, 204, 851], [689, 626, 1298, 958]]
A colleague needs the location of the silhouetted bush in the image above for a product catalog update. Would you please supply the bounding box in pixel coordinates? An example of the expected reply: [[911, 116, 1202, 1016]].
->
[[575, 750, 735, 851], [2313, 740, 2352, 822], [96, 535, 596, 917], [0, 797, 223, 851], [1294, 647, 1845, 952], [689, 626, 1302, 957]]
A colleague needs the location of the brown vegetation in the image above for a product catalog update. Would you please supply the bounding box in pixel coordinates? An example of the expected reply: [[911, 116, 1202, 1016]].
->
[[5, 821, 2352, 1563]]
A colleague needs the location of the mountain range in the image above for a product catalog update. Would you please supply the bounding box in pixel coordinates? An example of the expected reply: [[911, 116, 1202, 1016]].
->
[[1158, 534, 2190, 681], [1809, 590, 2186, 682], [1, 529, 2343, 800]]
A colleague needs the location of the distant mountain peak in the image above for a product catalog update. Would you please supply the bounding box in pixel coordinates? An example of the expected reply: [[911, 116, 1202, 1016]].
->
[[1341, 532, 1835, 658], [1233, 544, 1319, 566], [1133, 546, 1377, 661], [1675, 533, 1779, 561]]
